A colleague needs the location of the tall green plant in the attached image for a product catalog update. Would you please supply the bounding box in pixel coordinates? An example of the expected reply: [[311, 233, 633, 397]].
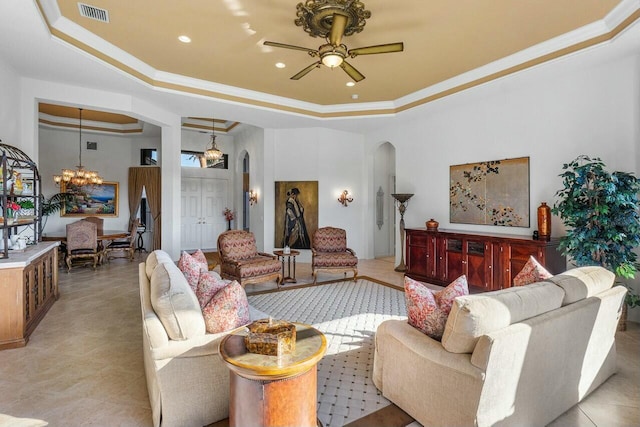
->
[[40, 193, 74, 231], [552, 155, 640, 306]]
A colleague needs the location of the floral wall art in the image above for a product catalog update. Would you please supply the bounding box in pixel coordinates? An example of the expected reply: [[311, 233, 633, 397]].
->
[[449, 157, 530, 227]]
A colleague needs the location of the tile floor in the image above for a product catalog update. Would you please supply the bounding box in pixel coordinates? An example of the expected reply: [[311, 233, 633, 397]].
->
[[0, 253, 638, 426]]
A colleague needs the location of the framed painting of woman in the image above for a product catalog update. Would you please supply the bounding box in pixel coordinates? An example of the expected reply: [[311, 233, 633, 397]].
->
[[274, 181, 318, 249]]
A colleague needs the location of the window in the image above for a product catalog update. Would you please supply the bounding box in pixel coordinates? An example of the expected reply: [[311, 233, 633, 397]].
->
[[140, 149, 157, 165], [181, 151, 228, 169]]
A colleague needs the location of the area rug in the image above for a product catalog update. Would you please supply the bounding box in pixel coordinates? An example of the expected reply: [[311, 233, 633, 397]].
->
[[247, 278, 408, 427]]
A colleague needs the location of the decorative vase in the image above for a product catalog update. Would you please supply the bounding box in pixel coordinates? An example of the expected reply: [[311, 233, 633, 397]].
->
[[227, 220, 232, 230], [426, 218, 439, 231], [537, 202, 551, 241]]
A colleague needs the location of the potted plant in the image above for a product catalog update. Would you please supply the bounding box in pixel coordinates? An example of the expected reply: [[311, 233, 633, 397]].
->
[[40, 192, 74, 232], [552, 155, 640, 330]]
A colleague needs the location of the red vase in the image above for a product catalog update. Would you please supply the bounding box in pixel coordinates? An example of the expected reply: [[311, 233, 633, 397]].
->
[[537, 202, 551, 241]]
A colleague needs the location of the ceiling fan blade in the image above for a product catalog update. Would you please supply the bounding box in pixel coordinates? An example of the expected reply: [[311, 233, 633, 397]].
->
[[349, 42, 404, 57], [340, 60, 365, 82], [329, 13, 348, 46], [264, 41, 316, 54], [291, 61, 321, 80]]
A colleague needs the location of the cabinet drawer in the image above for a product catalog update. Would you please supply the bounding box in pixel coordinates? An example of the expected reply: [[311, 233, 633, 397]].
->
[[509, 243, 541, 261], [407, 233, 430, 247]]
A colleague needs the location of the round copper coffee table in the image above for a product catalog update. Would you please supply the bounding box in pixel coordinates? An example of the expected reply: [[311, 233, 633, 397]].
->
[[220, 322, 326, 427]]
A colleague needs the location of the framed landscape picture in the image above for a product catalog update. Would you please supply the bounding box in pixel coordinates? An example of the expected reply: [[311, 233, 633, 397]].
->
[[450, 157, 530, 227], [60, 181, 119, 217]]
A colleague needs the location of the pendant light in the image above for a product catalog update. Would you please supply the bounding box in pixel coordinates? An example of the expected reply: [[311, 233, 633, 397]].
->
[[53, 108, 104, 186]]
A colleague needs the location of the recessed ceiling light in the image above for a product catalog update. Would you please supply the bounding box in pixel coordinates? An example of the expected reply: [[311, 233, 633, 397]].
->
[[346, 82, 355, 87], [351, 94, 359, 100], [275, 62, 286, 69], [178, 35, 191, 43]]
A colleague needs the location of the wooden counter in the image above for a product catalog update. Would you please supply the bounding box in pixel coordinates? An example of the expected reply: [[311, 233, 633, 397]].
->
[[0, 242, 59, 350]]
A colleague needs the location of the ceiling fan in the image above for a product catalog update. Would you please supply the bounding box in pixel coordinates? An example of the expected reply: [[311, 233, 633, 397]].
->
[[264, 0, 403, 82]]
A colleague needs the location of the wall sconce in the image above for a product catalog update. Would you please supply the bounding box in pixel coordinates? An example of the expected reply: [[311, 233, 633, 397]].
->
[[249, 190, 258, 206], [338, 190, 353, 207]]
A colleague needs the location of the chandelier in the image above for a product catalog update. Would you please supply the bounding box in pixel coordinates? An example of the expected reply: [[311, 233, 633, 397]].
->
[[203, 117, 223, 162], [53, 108, 104, 186]]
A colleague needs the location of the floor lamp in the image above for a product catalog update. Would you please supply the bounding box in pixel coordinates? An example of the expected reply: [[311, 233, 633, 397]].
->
[[391, 193, 414, 272]]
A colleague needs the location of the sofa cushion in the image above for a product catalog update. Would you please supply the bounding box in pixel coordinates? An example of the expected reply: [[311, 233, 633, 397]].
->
[[150, 262, 205, 340], [548, 266, 615, 305], [196, 268, 229, 308], [221, 255, 282, 279], [145, 250, 173, 278], [405, 275, 468, 340], [441, 281, 565, 353], [513, 256, 553, 286], [202, 281, 250, 334], [178, 251, 208, 291]]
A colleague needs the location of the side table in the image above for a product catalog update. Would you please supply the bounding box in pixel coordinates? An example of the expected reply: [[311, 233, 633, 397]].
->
[[219, 322, 327, 427], [273, 249, 300, 284], [135, 229, 147, 253]]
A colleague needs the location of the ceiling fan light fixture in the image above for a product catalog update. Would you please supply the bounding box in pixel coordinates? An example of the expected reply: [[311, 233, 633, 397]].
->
[[322, 53, 343, 68], [319, 43, 347, 68]]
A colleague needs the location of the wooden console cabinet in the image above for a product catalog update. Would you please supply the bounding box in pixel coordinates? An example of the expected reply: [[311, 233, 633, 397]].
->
[[0, 242, 59, 350], [406, 228, 566, 291]]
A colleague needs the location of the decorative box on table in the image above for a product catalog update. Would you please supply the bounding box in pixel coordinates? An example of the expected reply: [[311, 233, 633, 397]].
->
[[244, 318, 296, 356]]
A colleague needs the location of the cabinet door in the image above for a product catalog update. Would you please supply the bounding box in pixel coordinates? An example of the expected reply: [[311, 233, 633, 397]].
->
[[406, 232, 430, 278], [466, 240, 493, 290], [444, 237, 464, 282], [425, 234, 438, 279]]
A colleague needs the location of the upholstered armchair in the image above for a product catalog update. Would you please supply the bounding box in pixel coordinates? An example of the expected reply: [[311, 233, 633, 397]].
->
[[66, 220, 100, 272], [105, 219, 139, 262], [217, 230, 282, 288], [311, 226, 358, 283]]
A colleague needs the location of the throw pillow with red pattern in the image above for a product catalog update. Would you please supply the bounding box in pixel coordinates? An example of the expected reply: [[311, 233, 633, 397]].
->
[[195, 269, 229, 308], [405, 275, 468, 340], [177, 251, 208, 291], [202, 281, 250, 334], [513, 256, 553, 286]]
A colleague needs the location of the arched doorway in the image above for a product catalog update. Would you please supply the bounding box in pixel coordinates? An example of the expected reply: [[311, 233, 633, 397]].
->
[[373, 142, 396, 258]]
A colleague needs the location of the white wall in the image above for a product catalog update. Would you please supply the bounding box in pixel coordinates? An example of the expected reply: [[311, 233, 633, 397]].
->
[[39, 127, 161, 234], [268, 127, 365, 263], [233, 125, 266, 249], [369, 34, 640, 319], [0, 59, 20, 147]]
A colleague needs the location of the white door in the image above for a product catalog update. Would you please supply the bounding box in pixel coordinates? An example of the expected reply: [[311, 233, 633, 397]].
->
[[181, 177, 228, 251]]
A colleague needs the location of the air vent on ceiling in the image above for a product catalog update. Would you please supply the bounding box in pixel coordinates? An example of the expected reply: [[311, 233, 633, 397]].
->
[[77, 3, 109, 23]]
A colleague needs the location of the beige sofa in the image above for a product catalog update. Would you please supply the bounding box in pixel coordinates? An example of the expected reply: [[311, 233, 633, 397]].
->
[[139, 250, 267, 427], [373, 266, 626, 427]]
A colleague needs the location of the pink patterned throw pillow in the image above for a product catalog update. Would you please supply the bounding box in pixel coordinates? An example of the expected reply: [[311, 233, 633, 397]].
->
[[195, 269, 229, 308], [202, 281, 250, 334], [191, 249, 208, 268], [177, 251, 208, 291], [513, 256, 553, 286], [405, 275, 469, 340]]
